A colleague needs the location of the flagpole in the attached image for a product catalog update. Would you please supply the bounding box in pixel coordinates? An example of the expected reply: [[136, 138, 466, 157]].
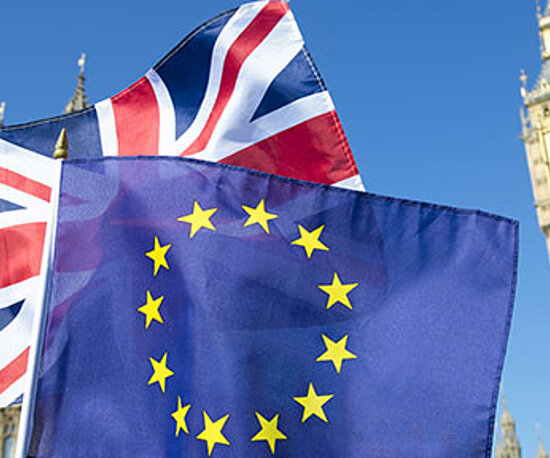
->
[[14, 131, 65, 458]]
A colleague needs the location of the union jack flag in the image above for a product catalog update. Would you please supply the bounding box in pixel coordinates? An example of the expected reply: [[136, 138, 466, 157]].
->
[[0, 141, 58, 407], [0, 0, 363, 406]]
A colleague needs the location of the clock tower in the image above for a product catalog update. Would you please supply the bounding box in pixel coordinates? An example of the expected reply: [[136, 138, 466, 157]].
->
[[520, 0, 550, 262]]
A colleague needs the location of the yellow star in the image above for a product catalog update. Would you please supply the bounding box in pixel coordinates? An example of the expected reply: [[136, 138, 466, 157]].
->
[[251, 412, 287, 455], [290, 224, 330, 259], [242, 199, 279, 234], [293, 382, 334, 423], [145, 236, 171, 276], [318, 272, 358, 310], [316, 334, 358, 374], [177, 201, 218, 238], [148, 352, 174, 394], [196, 411, 231, 456], [137, 290, 165, 329], [171, 396, 191, 437]]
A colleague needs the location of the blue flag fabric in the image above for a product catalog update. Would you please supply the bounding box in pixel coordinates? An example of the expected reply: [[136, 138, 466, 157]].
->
[[29, 157, 517, 457]]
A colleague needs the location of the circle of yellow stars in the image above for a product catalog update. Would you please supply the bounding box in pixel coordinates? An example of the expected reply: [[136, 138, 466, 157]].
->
[[138, 197, 360, 456]]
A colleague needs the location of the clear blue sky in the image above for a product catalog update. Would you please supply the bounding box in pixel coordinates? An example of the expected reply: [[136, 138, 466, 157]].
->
[[1, 0, 548, 455]]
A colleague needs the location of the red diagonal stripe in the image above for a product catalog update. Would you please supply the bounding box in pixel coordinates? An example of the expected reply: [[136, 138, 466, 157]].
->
[[112, 77, 160, 156], [0, 166, 51, 202], [182, 2, 289, 156], [220, 111, 359, 184], [0, 222, 46, 289], [0, 347, 29, 395]]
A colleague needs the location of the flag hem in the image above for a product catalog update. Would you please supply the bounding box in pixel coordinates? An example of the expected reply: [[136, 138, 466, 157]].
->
[[63, 155, 518, 226], [482, 221, 519, 457]]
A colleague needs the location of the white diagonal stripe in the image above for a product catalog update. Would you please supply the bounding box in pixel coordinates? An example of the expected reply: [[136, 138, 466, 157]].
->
[[0, 376, 26, 408], [147, 69, 176, 155], [0, 209, 47, 232], [189, 91, 333, 162], [0, 184, 49, 219], [333, 174, 365, 191], [0, 278, 40, 310], [0, 280, 37, 372], [0, 138, 56, 188], [201, 7, 303, 153], [173, 1, 268, 154]]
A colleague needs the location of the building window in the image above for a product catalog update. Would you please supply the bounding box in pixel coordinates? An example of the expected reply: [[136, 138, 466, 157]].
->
[[2, 435, 15, 458]]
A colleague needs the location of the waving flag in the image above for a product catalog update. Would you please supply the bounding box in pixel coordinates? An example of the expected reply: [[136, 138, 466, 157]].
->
[[0, 1, 362, 190], [0, 140, 59, 407], [27, 157, 517, 456], [0, 0, 364, 407]]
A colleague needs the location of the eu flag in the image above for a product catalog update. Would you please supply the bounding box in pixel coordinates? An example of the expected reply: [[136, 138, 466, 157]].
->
[[29, 157, 517, 456]]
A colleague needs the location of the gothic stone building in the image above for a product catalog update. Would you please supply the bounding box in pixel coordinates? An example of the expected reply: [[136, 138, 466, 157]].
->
[[520, 0, 550, 263], [0, 407, 19, 458]]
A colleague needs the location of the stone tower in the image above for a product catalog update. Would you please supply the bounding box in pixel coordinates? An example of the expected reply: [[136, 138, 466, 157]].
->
[[64, 53, 90, 114], [537, 428, 549, 458], [495, 397, 522, 458], [520, 0, 550, 262]]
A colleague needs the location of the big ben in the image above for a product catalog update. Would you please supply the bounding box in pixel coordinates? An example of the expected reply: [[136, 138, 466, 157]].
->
[[520, 0, 550, 261]]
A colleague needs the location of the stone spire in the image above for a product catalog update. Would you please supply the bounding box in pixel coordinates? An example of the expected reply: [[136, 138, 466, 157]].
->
[[0, 102, 5, 127], [495, 396, 522, 458], [537, 425, 549, 458], [64, 53, 90, 114]]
